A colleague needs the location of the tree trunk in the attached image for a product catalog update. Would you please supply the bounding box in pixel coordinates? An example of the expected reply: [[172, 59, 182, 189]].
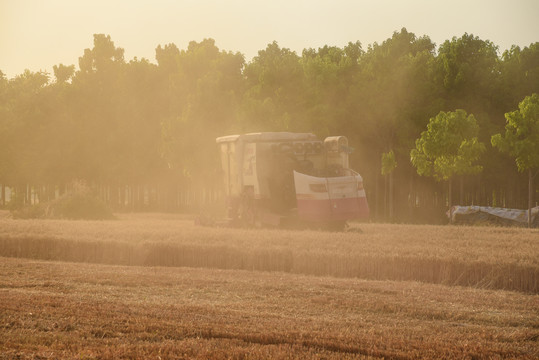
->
[[384, 174, 388, 221], [120, 185, 125, 210], [448, 179, 453, 224], [459, 176, 464, 205], [110, 184, 118, 210], [375, 173, 380, 221], [408, 174, 414, 216], [389, 171, 394, 222], [529, 169, 533, 229]]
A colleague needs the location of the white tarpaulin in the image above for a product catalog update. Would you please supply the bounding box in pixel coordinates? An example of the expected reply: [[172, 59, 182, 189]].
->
[[449, 205, 539, 227]]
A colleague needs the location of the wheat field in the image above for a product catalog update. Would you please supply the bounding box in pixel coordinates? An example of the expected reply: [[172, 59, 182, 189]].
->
[[1, 257, 538, 359], [1, 212, 538, 358], [1, 212, 538, 292]]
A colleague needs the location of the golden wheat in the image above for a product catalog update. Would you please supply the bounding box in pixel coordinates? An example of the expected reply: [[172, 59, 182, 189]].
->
[[0, 257, 537, 359], [0, 213, 538, 292]]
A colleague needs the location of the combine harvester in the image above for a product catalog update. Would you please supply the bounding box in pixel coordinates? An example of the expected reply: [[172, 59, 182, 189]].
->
[[214, 132, 369, 230]]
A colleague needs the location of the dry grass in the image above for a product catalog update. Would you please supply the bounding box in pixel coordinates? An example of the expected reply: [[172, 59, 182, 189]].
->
[[0, 213, 538, 293], [0, 257, 538, 359]]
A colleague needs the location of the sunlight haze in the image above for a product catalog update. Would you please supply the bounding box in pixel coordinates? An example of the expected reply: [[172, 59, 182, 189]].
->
[[1, 0, 538, 78], [1, 1, 539, 357]]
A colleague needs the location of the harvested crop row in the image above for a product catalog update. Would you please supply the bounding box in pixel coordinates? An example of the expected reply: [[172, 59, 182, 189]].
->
[[1, 216, 538, 293], [1, 257, 539, 359]]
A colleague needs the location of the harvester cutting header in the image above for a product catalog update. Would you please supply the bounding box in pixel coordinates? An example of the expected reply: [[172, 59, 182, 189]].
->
[[216, 132, 369, 229]]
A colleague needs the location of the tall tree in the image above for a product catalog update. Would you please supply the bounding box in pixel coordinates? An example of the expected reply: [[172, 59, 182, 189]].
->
[[381, 150, 397, 221], [357, 28, 437, 153], [71, 34, 127, 184], [118, 57, 164, 187], [53, 64, 75, 84], [4, 70, 51, 199], [434, 34, 508, 209], [411, 109, 485, 221], [0, 71, 9, 206], [499, 43, 539, 109], [434, 33, 499, 114], [155, 43, 181, 75], [301, 42, 363, 136], [242, 41, 303, 131], [491, 94, 539, 227], [43, 64, 77, 193], [159, 39, 245, 187], [352, 28, 437, 220]]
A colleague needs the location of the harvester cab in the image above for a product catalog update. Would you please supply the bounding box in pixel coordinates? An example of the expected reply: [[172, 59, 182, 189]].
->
[[216, 132, 369, 229]]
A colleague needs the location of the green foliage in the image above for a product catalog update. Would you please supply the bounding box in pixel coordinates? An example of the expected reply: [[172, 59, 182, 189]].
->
[[78, 34, 124, 74], [1, 31, 538, 219], [301, 42, 363, 135], [411, 110, 486, 181], [381, 150, 397, 176], [500, 44, 539, 106], [159, 39, 245, 183], [436, 33, 498, 93], [53, 64, 75, 83], [352, 28, 438, 176], [491, 93, 539, 172], [243, 41, 303, 131], [433, 33, 500, 140]]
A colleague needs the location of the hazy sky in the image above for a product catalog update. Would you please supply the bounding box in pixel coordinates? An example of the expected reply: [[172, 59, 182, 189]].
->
[[1, 0, 538, 79]]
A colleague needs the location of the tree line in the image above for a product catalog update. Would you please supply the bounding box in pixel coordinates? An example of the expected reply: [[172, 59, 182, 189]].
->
[[0, 29, 538, 223]]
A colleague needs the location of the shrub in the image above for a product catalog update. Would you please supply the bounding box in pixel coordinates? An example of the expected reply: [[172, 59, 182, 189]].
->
[[11, 181, 114, 220]]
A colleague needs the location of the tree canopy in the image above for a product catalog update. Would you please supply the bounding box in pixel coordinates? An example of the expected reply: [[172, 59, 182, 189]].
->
[[411, 109, 486, 181], [1, 30, 538, 221], [491, 93, 539, 173], [491, 93, 539, 227]]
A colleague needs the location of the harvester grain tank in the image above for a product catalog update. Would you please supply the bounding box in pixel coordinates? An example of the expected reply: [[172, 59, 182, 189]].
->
[[216, 132, 369, 229]]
